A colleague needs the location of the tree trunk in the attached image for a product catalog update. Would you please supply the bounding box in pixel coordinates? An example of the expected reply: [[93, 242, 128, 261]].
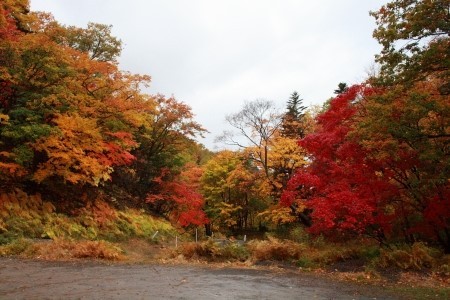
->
[[205, 223, 212, 237]]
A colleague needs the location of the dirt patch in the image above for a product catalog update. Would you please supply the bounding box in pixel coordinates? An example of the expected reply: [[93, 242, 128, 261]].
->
[[119, 239, 168, 262], [328, 258, 367, 273]]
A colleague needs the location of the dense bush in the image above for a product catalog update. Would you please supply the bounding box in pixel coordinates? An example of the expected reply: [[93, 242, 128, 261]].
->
[[175, 240, 250, 262]]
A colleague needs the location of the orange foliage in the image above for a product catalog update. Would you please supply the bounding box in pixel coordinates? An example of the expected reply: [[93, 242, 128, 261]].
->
[[33, 113, 136, 186]]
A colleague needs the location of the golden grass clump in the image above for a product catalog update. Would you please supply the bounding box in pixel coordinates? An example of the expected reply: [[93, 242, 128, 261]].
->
[[176, 241, 208, 259], [378, 243, 436, 270], [247, 237, 305, 261], [26, 239, 124, 261], [175, 240, 249, 261], [71, 240, 124, 260]]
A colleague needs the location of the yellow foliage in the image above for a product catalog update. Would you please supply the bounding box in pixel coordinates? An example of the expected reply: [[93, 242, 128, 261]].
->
[[258, 205, 296, 225], [268, 135, 306, 171], [218, 202, 242, 227], [0, 113, 9, 125], [33, 113, 113, 186]]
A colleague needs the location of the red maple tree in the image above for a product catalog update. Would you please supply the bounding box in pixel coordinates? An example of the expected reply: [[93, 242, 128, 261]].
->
[[281, 85, 396, 241]]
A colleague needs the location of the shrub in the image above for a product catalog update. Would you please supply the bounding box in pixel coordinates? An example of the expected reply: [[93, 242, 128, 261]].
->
[[291, 246, 356, 268], [247, 237, 305, 261], [71, 240, 124, 260], [378, 243, 436, 270], [177, 242, 202, 259], [176, 240, 249, 261], [289, 226, 310, 243], [359, 246, 381, 260], [296, 257, 315, 268], [0, 234, 15, 246], [28, 239, 124, 260], [221, 243, 250, 262], [0, 238, 33, 256]]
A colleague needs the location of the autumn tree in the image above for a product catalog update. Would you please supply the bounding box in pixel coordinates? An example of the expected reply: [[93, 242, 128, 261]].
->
[[200, 151, 270, 234], [283, 81, 448, 249], [218, 97, 313, 196], [0, 1, 27, 186], [365, 0, 450, 251], [0, 5, 67, 188], [218, 99, 282, 184], [356, 78, 449, 250], [200, 151, 244, 233], [0, 0, 208, 226], [0, 0, 33, 34], [59, 23, 122, 62], [111, 95, 206, 200], [282, 1, 450, 248], [274, 92, 313, 193], [216, 98, 313, 230], [146, 164, 208, 227], [371, 0, 450, 88], [281, 85, 396, 240], [0, 13, 140, 191], [268, 135, 307, 193]]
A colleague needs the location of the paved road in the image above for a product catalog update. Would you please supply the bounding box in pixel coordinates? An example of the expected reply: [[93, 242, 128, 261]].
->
[[0, 258, 397, 299]]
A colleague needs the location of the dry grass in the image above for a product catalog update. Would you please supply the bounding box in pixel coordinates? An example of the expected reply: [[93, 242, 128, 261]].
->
[[247, 237, 305, 261], [176, 242, 208, 259], [0, 190, 177, 243], [70, 240, 124, 260], [174, 240, 249, 262], [378, 243, 437, 270], [11, 239, 125, 261], [0, 238, 32, 256], [173, 237, 367, 266]]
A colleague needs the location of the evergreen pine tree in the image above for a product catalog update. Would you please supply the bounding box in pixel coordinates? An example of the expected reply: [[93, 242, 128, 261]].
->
[[334, 82, 348, 94], [281, 91, 307, 138]]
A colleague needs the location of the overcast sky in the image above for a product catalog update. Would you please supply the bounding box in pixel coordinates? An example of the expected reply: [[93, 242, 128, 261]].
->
[[30, 0, 387, 150]]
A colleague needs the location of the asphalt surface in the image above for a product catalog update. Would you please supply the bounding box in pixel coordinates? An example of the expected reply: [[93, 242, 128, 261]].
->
[[0, 258, 398, 299]]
